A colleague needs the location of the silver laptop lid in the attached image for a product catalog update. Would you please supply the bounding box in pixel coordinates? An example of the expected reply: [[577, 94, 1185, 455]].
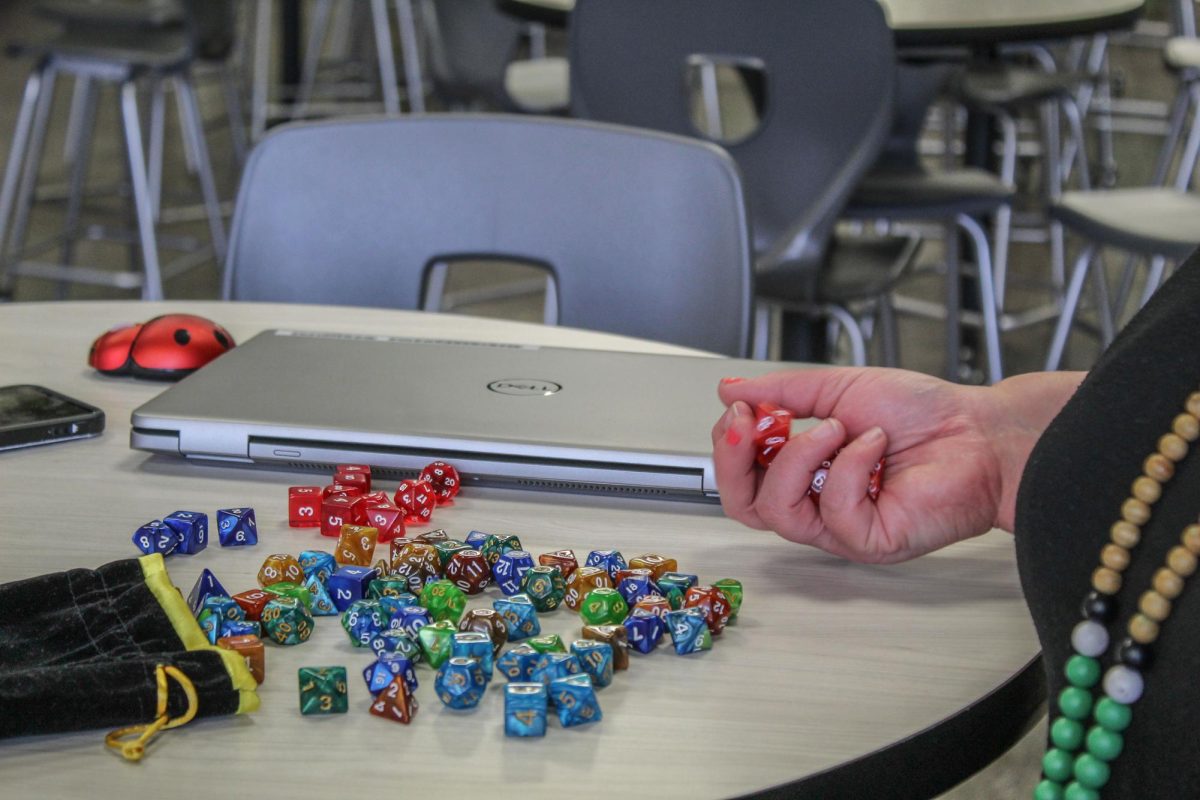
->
[[131, 330, 808, 501]]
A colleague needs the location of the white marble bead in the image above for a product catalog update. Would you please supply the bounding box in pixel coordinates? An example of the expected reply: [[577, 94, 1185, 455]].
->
[[1103, 665, 1144, 705], [1072, 620, 1110, 657]]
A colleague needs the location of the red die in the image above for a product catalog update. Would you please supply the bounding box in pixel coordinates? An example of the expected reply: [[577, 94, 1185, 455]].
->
[[323, 483, 363, 499], [538, 549, 578, 581], [232, 589, 274, 621], [288, 486, 322, 528], [683, 585, 732, 635], [445, 549, 491, 594], [419, 461, 461, 505], [321, 495, 358, 538], [336, 464, 372, 490], [333, 470, 370, 494], [868, 457, 885, 501], [364, 501, 406, 543], [361, 490, 390, 506], [394, 479, 436, 526], [753, 403, 793, 468]]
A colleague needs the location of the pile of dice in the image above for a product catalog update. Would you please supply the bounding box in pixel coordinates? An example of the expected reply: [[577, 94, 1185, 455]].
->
[[131, 507, 258, 556]]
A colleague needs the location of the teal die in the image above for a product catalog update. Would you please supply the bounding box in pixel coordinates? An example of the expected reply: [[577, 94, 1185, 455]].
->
[[298, 550, 337, 583], [452, 632, 494, 677], [433, 539, 471, 567], [435, 657, 487, 709], [197, 608, 222, 644], [495, 533, 523, 556], [505, 683, 548, 737], [341, 599, 386, 648], [530, 652, 582, 695], [378, 592, 420, 619], [369, 577, 412, 601], [370, 629, 421, 661], [305, 575, 338, 616], [550, 674, 602, 727], [493, 594, 541, 641], [664, 608, 713, 655], [262, 597, 314, 645], [498, 644, 541, 682], [298, 666, 348, 714], [219, 619, 260, 639], [465, 530, 504, 565], [520, 565, 566, 612], [570, 640, 614, 688]]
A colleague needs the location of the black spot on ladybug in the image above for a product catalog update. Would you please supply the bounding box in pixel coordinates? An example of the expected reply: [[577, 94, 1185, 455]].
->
[[214, 330, 230, 349], [174, 328, 191, 346]]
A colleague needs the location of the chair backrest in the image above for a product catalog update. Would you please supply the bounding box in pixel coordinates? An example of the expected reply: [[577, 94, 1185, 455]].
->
[[569, 0, 895, 268], [423, 0, 525, 108], [223, 115, 755, 357]]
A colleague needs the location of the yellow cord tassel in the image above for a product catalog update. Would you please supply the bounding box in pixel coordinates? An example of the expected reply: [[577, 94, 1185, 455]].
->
[[105, 665, 199, 762]]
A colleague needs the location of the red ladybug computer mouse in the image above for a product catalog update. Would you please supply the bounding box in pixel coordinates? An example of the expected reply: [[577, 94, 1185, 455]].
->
[[88, 314, 236, 380]]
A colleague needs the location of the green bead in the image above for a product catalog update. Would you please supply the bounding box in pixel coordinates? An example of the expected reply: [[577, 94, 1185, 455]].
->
[[1041, 748, 1074, 783], [417, 619, 457, 668], [1033, 779, 1065, 800], [1072, 754, 1110, 790], [1064, 655, 1101, 688], [1085, 726, 1123, 761], [1050, 717, 1085, 751], [420, 579, 468, 623], [1063, 781, 1099, 800], [1093, 697, 1132, 732], [1057, 687, 1093, 720]]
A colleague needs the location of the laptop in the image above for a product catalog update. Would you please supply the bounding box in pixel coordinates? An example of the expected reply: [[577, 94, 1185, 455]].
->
[[130, 330, 815, 502]]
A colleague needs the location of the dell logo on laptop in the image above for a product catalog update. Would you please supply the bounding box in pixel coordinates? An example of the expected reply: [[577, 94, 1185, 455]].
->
[[487, 379, 562, 397]]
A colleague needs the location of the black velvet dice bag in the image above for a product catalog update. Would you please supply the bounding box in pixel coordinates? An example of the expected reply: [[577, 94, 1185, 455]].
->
[[0, 555, 257, 739], [1015, 248, 1200, 798]]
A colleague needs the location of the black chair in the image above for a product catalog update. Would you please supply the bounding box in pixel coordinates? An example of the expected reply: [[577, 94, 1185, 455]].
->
[[568, 0, 913, 364]]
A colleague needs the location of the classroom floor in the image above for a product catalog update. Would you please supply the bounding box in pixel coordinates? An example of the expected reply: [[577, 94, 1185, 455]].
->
[[0, 1, 1185, 796]]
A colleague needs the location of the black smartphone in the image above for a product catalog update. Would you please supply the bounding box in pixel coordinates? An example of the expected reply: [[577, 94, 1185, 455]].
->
[[0, 384, 105, 451]]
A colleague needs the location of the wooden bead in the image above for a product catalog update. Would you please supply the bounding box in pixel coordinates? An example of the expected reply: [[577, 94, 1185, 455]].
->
[[1111, 521, 1142, 549], [1093, 566, 1122, 595], [1131, 476, 1162, 505], [1139, 590, 1172, 622], [1129, 613, 1160, 644], [1101, 544, 1131, 572], [1173, 413, 1200, 442], [1144, 453, 1175, 483], [1168, 546, 1197, 577], [1183, 524, 1200, 556], [1121, 498, 1151, 526], [1187, 392, 1200, 420], [1153, 567, 1185, 599], [1159, 432, 1189, 462]]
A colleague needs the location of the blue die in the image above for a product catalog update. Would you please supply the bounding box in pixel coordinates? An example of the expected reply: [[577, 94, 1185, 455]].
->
[[298, 550, 337, 583], [497, 644, 541, 682], [585, 549, 627, 580], [657, 572, 699, 595], [389, 605, 432, 638], [616, 574, 660, 606], [363, 653, 418, 695], [530, 652, 582, 696], [493, 594, 541, 640], [305, 575, 339, 616], [326, 565, 379, 611], [550, 674, 602, 727], [132, 521, 179, 557], [434, 657, 487, 709], [492, 550, 535, 595], [570, 640, 614, 687], [623, 608, 665, 654], [219, 619, 260, 638], [216, 507, 257, 547], [164, 510, 208, 555], [378, 593, 420, 620], [341, 599, 386, 647], [369, 630, 421, 660], [664, 608, 713, 655], [505, 683, 548, 737], [202, 594, 245, 622], [452, 632, 494, 678], [186, 568, 229, 616]]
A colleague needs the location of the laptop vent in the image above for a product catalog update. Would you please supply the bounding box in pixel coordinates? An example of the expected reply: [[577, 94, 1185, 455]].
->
[[281, 460, 420, 481], [512, 478, 671, 496]]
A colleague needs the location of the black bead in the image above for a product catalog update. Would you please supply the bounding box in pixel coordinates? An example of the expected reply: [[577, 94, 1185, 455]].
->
[[1081, 591, 1117, 623], [1116, 638, 1154, 670]]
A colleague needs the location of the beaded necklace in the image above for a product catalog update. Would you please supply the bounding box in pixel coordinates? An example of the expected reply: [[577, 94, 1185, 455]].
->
[[1034, 391, 1200, 800]]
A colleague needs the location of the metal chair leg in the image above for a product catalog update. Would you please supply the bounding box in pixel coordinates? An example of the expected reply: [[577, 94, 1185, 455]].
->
[[5, 66, 59, 280], [251, 0, 273, 142], [119, 81, 165, 300], [1045, 243, 1097, 371], [220, 65, 249, 165], [957, 213, 1003, 384], [175, 75, 228, 263], [942, 222, 961, 381], [1061, 95, 1091, 190], [292, 0, 335, 121], [370, 0, 402, 115], [993, 111, 1018, 310], [823, 303, 867, 366], [395, 0, 425, 112], [148, 77, 167, 221], [1153, 81, 1192, 187], [0, 67, 51, 292], [1137, 255, 1170, 310], [60, 75, 100, 273]]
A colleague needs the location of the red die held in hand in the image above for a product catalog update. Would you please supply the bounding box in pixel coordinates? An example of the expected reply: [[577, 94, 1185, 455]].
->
[[419, 461, 461, 505], [394, 479, 436, 526], [752, 402, 792, 468]]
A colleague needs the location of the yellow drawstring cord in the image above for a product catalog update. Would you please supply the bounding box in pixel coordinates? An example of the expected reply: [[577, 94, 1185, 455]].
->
[[105, 664, 199, 762]]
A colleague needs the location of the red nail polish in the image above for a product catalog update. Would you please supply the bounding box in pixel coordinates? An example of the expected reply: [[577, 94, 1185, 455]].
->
[[720, 377, 745, 386], [725, 428, 743, 446]]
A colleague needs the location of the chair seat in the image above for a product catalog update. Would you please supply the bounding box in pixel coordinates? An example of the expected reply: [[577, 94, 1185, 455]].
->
[[846, 165, 1014, 219], [951, 65, 1085, 110], [1165, 36, 1200, 72], [756, 235, 916, 305], [504, 57, 570, 112], [7, 26, 190, 74], [35, 0, 183, 28], [1051, 188, 1200, 260]]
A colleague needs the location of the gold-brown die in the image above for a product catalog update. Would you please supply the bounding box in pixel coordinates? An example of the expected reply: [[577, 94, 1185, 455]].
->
[[335, 524, 378, 566], [628, 553, 678, 582], [582, 624, 629, 670], [257, 553, 304, 588], [564, 566, 613, 611], [390, 541, 443, 594]]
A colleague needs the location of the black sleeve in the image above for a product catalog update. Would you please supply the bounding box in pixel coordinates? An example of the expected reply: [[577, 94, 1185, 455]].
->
[[1015, 248, 1200, 798]]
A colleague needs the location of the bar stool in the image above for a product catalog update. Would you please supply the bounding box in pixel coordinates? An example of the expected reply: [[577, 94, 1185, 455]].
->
[[0, 1, 228, 300]]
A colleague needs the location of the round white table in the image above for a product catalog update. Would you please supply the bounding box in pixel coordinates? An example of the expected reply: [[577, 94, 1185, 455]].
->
[[0, 301, 1041, 799]]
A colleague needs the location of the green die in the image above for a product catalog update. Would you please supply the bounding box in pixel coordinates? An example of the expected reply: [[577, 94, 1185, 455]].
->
[[496, 533, 523, 556], [262, 596, 315, 645], [369, 577, 414, 600], [298, 666, 348, 714], [417, 619, 457, 668], [527, 633, 567, 654], [420, 579, 468, 623], [466, 531, 505, 565], [520, 565, 566, 612], [434, 540, 471, 567], [579, 587, 629, 625], [712, 578, 743, 621], [265, 581, 312, 610]]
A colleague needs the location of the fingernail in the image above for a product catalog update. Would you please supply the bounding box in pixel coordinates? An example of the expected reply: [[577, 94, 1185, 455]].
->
[[720, 377, 745, 385], [862, 426, 884, 444], [811, 418, 841, 443], [725, 427, 743, 446], [730, 401, 746, 417]]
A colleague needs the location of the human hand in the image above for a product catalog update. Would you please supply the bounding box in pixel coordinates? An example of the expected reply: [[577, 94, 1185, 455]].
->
[[712, 368, 1081, 563]]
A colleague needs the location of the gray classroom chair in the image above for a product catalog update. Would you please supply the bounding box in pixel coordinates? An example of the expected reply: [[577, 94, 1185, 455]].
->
[[568, 0, 912, 365], [222, 115, 754, 358]]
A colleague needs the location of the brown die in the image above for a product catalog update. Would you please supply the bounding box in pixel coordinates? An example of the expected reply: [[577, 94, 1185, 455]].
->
[[628, 553, 678, 582], [257, 553, 304, 588], [458, 608, 508, 656], [390, 541, 443, 594], [445, 549, 491, 595], [564, 566, 613, 611], [336, 524, 379, 566]]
